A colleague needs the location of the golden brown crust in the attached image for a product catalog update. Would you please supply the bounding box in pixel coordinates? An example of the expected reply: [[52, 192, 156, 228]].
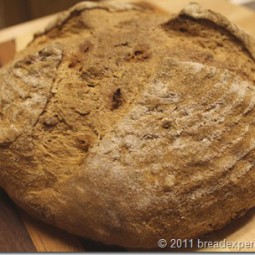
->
[[0, 2, 255, 249], [179, 2, 255, 60], [33, 1, 142, 39], [0, 45, 62, 145]]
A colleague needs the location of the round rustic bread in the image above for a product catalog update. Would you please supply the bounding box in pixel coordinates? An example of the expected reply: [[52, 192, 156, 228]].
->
[[1, 1, 255, 249]]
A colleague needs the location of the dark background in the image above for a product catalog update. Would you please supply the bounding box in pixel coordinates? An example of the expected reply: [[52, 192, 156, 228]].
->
[[0, 0, 255, 30], [0, 0, 101, 29]]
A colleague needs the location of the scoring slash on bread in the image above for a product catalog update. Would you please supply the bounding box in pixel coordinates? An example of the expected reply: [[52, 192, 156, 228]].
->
[[0, 0, 255, 249]]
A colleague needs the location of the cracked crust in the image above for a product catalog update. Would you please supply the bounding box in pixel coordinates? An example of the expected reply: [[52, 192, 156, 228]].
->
[[34, 1, 142, 39], [0, 45, 63, 145], [179, 2, 255, 60], [1, 1, 255, 249]]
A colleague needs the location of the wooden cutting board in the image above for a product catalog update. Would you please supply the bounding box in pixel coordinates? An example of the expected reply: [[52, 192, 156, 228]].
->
[[0, 0, 255, 252]]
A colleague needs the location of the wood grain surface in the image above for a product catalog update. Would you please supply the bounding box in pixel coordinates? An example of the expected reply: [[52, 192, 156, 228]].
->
[[0, 40, 15, 67], [0, 189, 36, 252], [0, 0, 255, 252]]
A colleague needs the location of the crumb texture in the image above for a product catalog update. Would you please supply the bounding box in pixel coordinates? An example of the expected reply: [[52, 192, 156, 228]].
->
[[0, 1, 255, 249]]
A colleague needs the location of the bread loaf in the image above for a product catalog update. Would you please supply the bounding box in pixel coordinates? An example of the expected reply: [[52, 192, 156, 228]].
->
[[0, 1, 255, 249]]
